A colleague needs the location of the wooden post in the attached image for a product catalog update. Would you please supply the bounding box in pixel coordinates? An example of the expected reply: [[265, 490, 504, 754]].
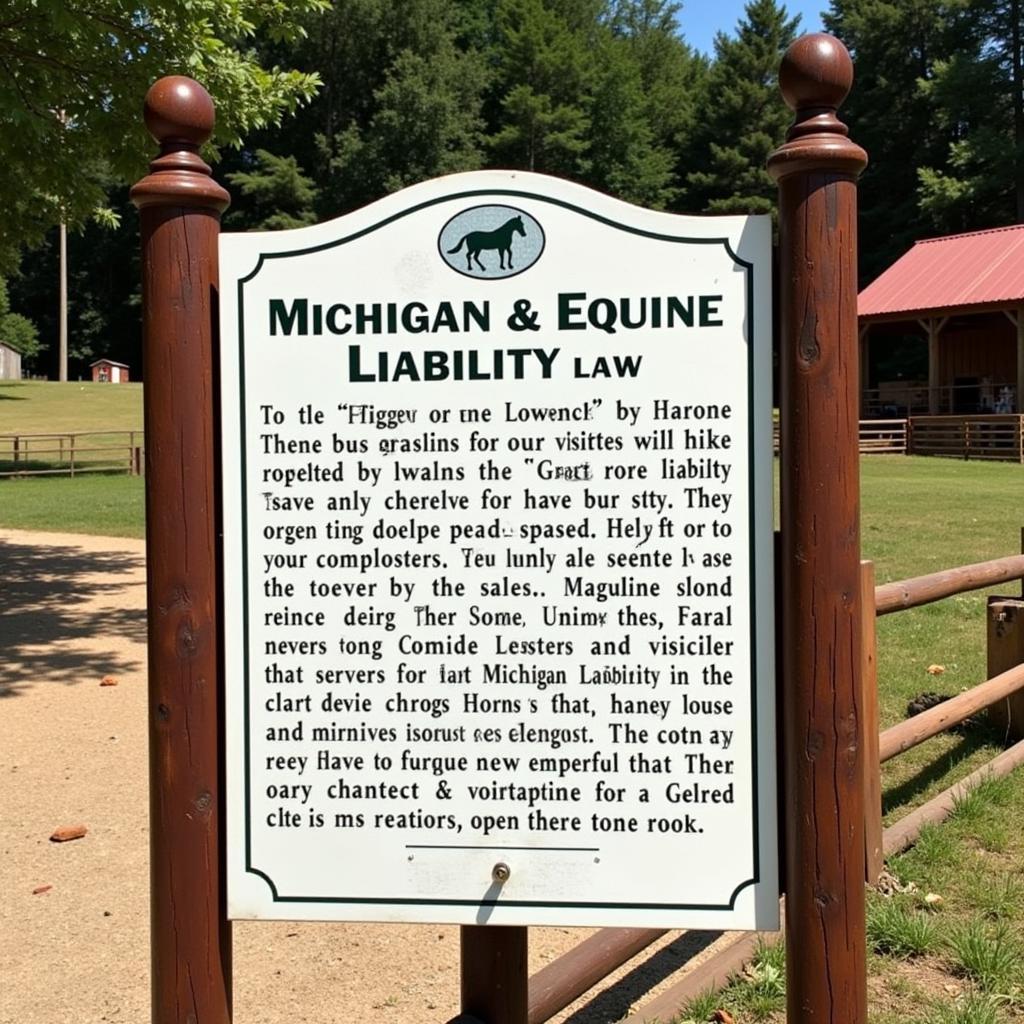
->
[[860, 561, 883, 884], [1016, 305, 1023, 415], [130, 77, 232, 1024], [460, 926, 529, 1024], [767, 34, 868, 1024], [987, 597, 1024, 743]]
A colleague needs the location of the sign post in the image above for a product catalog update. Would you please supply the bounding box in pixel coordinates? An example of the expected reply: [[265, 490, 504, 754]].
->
[[131, 79, 232, 1023], [768, 35, 869, 1024]]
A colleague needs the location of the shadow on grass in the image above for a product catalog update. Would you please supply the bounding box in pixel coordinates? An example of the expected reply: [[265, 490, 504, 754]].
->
[[560, 931, 721, 1024], [0, 392, 26, 400], [0, 534, 145, 697], [882, 727, 1006, 816]]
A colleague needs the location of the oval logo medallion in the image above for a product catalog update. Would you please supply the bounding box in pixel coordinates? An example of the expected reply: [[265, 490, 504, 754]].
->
[[438, 205, 545, 280]]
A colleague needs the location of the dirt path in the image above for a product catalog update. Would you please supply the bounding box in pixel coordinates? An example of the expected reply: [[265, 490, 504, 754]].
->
[[0, 528, 731, 1024]]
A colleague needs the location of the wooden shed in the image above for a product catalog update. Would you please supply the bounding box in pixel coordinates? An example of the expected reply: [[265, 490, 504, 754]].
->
[[859, 225, 1024, 417], [0, 342, 22, 380], [90, 359, 130, 383]]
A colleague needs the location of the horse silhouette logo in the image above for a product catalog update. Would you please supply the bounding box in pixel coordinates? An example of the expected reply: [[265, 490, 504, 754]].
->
[[438, 205, 544, 280]]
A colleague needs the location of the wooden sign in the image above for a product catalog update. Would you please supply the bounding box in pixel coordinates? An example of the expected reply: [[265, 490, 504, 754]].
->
[[219, 170, 777, 928]]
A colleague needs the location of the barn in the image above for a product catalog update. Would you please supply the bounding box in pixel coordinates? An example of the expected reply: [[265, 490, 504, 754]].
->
[[859, 225, 1024, 418], [90, 359, 131, 383]]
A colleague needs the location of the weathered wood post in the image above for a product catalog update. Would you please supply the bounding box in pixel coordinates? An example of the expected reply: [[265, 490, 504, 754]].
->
[[767, 34, 868, 1024], [130, 77, 232, 1024], [987, 596, 1024, 742]]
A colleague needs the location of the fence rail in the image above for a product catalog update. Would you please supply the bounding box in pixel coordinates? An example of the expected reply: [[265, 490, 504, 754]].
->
[[0, 430, 144, 478], [907, 414, 1024, 462]]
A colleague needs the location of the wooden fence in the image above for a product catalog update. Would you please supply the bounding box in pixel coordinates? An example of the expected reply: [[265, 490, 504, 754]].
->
[[522, 548, 1024, 1024], [773, 417, 1024, 460], [0, 430, 144, 478], [906, 414, 1024, 461], [774, 419, 908, 455]]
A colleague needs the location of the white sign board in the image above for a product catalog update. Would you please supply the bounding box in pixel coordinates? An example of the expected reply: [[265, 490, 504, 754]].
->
[[220, 171, 777, 929]]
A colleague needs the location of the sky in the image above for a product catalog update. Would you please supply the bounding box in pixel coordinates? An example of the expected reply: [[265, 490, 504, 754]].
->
[[680, 0, 826, 56]]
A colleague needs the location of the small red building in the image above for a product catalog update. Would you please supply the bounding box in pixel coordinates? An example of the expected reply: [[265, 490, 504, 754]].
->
[[90, 359, 130, 383]]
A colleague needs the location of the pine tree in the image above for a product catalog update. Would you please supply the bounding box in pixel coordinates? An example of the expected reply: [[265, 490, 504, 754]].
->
[[915, 0, 1024, 229], [607, 0, 709, 208], [825, 0, 965, 279], [486, 0, 596, 175], [226, 152, 319, 231], [252, 0, 487, 215], [685, 0, 799, 216]]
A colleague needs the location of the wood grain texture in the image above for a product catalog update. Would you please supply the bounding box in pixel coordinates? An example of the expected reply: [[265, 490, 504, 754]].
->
[[875, 555, 1024, 614], [461, 926, 529, 1024], [987, 598, 1024, 743], [131, 77, 232, 1024], [527, 928, 666, 1024], [767, 33, 868, 1024], [860, 562, 883, 884]]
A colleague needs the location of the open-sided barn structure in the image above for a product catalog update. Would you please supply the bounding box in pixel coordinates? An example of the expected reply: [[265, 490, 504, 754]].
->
[[859, 225, 1024, 460]]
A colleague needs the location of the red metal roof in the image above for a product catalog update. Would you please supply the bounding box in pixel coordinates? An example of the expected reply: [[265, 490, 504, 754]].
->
[[859, 224, 1024, 319]]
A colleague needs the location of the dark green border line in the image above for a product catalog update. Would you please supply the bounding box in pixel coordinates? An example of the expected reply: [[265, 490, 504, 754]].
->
[[232, 187, 768, 914]]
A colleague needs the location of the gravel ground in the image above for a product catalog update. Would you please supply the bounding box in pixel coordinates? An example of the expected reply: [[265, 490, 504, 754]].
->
[[0, 528, 735, 1024]]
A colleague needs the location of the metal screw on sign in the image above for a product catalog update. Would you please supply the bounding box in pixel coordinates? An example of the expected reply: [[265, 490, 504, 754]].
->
[[491, 863, 511, 884]]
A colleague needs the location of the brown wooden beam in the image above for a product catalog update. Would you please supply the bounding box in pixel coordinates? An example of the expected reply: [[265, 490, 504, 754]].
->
[[767, 33, 868, 1024], [875, 555, 1024, 615], [130, 77, 232, 1024], [460, 926, 528, 1024], [527, 929, 667, 1024], [878, 662, 1024, 761], [883, 740, 1024, 856]]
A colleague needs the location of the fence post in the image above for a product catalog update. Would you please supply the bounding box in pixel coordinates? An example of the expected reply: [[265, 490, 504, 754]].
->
[[130, 77, 232, 1024], [458, 926, 528, 1024], [860, 561, 883, 883], [767, 34, 868, 1024], [987, 596, 1024, 743]]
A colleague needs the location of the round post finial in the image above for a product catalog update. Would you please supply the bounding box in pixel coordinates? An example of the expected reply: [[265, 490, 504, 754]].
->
[[131, 75, 229, 213], [143, 76, 217, 148], [767, 33, 866, 181]]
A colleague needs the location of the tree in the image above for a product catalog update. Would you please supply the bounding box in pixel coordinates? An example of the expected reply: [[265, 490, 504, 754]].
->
[[824, 0, 964, 279], [226, 152, 319, 231], [0, 0, 327, 271], [685, 0, 799, 216], [0, 277, 41, 361], [916, 0, 1024, 230], [243, 0, 487, 216], [486, 0, 597, 175]]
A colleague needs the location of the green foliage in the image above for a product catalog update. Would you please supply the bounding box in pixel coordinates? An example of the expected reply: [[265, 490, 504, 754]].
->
[[923, 993, 1012, 1024], [0, 0, 327, 270], [866, 896, 939, 958], [226, 150, 319, 230], [947, 920, 1024, 995], [915, 0, 1024, 230], [827, 0, 1024, 282], [686, 0, 799, 215], [488, 0, 596, 175], [0, 276, 41, 359]]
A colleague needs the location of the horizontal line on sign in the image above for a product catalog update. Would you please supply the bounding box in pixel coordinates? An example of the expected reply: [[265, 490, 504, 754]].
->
[[405, 844, 600, 852]]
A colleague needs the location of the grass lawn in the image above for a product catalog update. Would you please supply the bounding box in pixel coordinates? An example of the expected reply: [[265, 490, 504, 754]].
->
[[0, 474, 145, 537], [0, 379, 143, 433], [0, 380, 144, 473]]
